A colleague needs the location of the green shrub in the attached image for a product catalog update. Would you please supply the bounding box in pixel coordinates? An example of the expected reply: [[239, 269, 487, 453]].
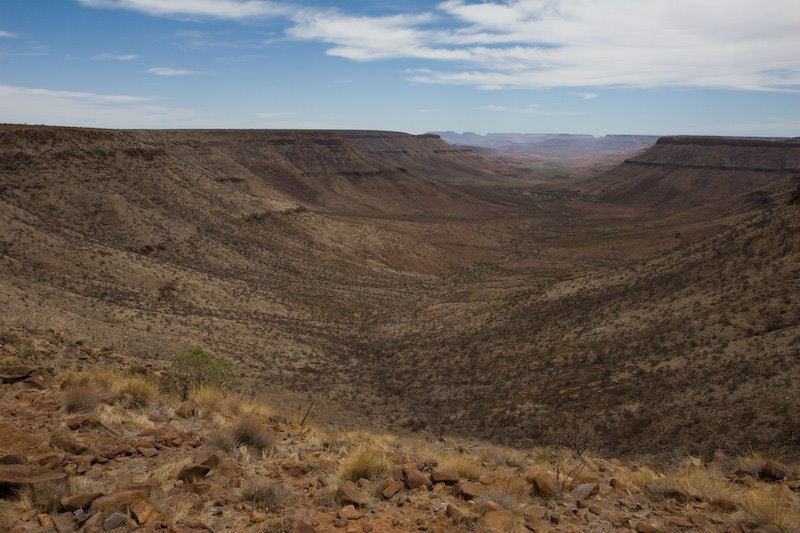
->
[[166, 347, 237, 400]]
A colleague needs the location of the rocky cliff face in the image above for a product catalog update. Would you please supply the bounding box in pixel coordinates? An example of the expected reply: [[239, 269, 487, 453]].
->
[[582, 136, 800, 208]]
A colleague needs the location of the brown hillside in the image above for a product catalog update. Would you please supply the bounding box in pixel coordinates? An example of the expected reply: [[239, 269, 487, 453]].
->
[[580, 136, 800, 209]]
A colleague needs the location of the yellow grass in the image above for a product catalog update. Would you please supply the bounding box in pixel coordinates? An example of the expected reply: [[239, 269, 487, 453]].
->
[[647, 460, 736, 502], [739, 485, 800, 530], [437, 453, 484, 481], [340, 445, 389, 482]]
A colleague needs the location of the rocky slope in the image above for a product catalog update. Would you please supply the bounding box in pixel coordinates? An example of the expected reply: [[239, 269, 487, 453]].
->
[[0, 333, 798, 532], [581, 136, 800, 209]]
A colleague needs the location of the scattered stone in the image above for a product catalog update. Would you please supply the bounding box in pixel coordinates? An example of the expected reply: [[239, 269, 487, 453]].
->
[[524, 505, 547, 522], [668, 516, 694, 528], [571, 482, 598, 500], [37, 514, 53, 528], [0, 365, 36, 383], [759, 461, 785, 481], [131, 499, 157, 524], [176, 401, 196, 418], [382, 480, 404, 499], [0, 453, 27, 465], [0, 464, 67, 492], [138, 446, 158, 458], [710, 497, 737, 511], [192, 448, 221, 470], [60, 491, 103, 512], [752, 525, 783, 533], [103, 512, 129, 530], [453, 481, 487, 500], [430, 470, 459, 485], [529, 474, 558, 499], [89, 490, 147, 514], [338, 504, 360, 520], [635, 521, 663, 533], [336, 481, 366, 506], [250, 510, 267, 523], [289, 520, 317, 533], [50, 433, 89, 455], [404, 466, 433, 491], [446, 502, 479, 522], [483, 510, 514, 532], [333, 518, 349, 528], [177, 463, 211, 483]]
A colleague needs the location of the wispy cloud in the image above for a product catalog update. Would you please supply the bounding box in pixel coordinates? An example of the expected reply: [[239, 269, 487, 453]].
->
[[574, 92, 599, 100], [77, 0, 291, 20], [93, 52, 139, 61], [0, 30, 18, 38], [147, 67, 201, 76], [0, 83, 229, 128]]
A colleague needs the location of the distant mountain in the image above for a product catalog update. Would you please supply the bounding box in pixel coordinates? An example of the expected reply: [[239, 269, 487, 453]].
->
[[433, 131, 661, 158]]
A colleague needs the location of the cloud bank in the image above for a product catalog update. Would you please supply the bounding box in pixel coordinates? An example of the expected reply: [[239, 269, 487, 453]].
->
[[78, 0, 800, 92]]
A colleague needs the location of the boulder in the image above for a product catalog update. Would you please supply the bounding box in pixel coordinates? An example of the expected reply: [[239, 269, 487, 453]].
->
[[176, 401, 196, 418], [0, 464, 66, 492], [529, 474, 558, 499], [571, 482, 598, 501], [289, 520, 317, 533], [131, 499, 158, 524], [192, 448, 221, 469], [50, 433, 89, 455], [336, 481, 365, 506], [483, 510, 514, 532], [338, 504, 360, 520], [382, 480, 404, 499], [103, 512, 128, 530], [0, 365, 36, 383], [635, 522, 663, 533], [403, 466, 432, 490], [60, 491, 103, 511], [453, 481, 487, 500], [759, 461, 785, 481], [89, 490, 147, 514], [177, 463, 211, 483], [0, 453, 27, 465], [430, 470, 459, 485]]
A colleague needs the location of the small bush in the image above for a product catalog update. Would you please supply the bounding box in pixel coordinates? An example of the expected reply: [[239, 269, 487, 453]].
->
[[233, 414, 270, 450], [166, 347, 238, 401], [241, 482, 290, 508], [341, 446, 388, 482], [207, 431, 236, 451], [119, 377, 158, 409], [63, 384, 99, 413]]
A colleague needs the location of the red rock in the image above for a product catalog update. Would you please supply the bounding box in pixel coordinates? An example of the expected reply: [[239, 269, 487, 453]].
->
[[131, 500, 157, 524], [250, 510, 267, 523], [177, 463, 211, 483], [0, 365, 36, 382], [89, 490, 147, 513], [0, 464, 67, 491], [289, 520, 316, 533], [430, 470, 459, 485], [65, 414, 106, 431], [60, 491, 103, 511], [446, 502, 479, 522], [689, 513, 710, 527], [635, 521, 663, 533], [336, 481, 366, 506], [0, 453, 27, 464], [571, 482, 598, 500], [338, 504, 360, 520], [403, 466, 432, 490], [759, 460, 785, 481], [529, 474, 558, 499], [524, 505, 547, 522], [176, 401, 196, 418], [710, 497, 737, 511], [668, 516, 694, 528], [192, 448, 220, 469], [382, 480, 404, 499], [454, 481, 487, 500], [50, 433, 89, 455], [483, 510, 513, 531], [138, 446, 158, 458]]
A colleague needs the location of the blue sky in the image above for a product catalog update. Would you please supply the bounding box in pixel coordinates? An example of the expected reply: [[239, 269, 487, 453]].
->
[[0, 0, 798, 135]]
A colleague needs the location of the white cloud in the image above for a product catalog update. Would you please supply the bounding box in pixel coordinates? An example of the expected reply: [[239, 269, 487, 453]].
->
[[147, 67, 200, 76], [574, 92, 598, 100], [0, 83, 223, 128], [93, 53, 139, 61], [286, 0, 800, 92], [77, 0, 291, 20], [0, 30, 18, 38]]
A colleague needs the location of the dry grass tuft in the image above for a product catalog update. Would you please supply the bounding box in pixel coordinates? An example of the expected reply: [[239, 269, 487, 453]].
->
[[119, 376, 158, 409], [739, 485, 800, 530], [63, 384, 99, 413], [646, 460, 735, 502], [233, 414, 270, 450], [15, 480, 70, 514], [481, 470, 529, 510], [189, 384, 227, 413], [611, 464, 661, 491], [341, 445, 389, 482], [438, 453, 483, 481], [241, 481, 291, 509]]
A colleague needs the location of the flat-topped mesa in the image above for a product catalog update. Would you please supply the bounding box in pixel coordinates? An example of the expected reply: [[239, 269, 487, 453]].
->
[[582, 135, 800, 209]]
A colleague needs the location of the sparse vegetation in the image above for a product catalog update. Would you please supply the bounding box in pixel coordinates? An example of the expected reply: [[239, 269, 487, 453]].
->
[[341, 445, 388, 482], [232, 414, 270, 450], [119, 376, 159, 409], [62, 384, 99, 413], [241, 481, 290, 509], [166, 347, 238, 401]]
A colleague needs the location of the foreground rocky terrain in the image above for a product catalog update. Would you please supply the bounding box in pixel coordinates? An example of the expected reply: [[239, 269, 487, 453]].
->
[[0, 330, 798, 532]]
